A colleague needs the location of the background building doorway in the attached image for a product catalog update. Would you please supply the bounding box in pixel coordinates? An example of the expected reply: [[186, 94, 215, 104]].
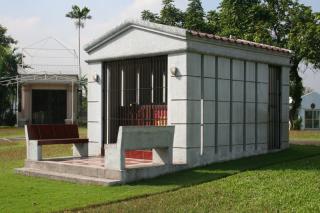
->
[[32, 89, 67, 124]]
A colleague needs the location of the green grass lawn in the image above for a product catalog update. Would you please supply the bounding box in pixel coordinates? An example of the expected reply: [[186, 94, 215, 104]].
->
[[87, 154, 320, 213], [0, 126, 87, 138], [0, 127, 25, 138], [290, 130, 320, 141], [1, 140, 320, 212]]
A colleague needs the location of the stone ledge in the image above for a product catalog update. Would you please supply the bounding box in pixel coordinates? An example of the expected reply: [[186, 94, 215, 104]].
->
[[15, 168, 121, 186]]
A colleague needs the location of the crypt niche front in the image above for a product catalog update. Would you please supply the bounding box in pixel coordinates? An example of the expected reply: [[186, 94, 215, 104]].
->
[[102, 56, 168, 158]]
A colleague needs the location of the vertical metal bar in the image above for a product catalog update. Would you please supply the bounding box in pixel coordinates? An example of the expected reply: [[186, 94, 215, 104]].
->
[[214, 56, 219, 154], [243, 61, 247, 151], [163, 72, 166, 104], [121, 68, 124, 107], [136, 70, 140, 105], [151, 70, 154, 104]]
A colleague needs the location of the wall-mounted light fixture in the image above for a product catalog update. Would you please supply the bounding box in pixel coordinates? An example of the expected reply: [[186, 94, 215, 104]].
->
[[170, 66, 178, 76], [311, 103, 316, 109], [92, 74, 100, 83]]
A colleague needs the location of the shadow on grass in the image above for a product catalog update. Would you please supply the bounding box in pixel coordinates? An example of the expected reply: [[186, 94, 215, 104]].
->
[[65, 145, 320, 213], [127, 145, 320, 188]]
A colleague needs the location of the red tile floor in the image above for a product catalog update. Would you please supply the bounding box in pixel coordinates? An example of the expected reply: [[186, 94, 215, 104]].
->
[[55, 157, 153, 168]]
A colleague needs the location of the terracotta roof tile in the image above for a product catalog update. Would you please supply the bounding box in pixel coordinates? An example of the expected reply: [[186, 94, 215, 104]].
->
[[188, 30, 291, 54]]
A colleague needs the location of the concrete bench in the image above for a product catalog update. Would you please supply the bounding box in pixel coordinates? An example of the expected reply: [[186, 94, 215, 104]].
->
[[25, 124, 89, 161], [105, 126, 175, 171]]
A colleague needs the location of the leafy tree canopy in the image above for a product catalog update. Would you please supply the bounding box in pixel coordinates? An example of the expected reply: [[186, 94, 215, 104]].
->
[[0, 24, 20, 125], [184, 0, 206, 31], [141, 0, 184, 27], [65, 5, 92, 28]]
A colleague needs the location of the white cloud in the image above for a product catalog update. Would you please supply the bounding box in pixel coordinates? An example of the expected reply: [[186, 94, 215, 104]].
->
[[0, 16, 40, 31], [118, 0, 188, 20], [299, 64, 320, 93], [119, 0, 162, 19], [81, 0, 163, 50], [81, 0, 188, 45]]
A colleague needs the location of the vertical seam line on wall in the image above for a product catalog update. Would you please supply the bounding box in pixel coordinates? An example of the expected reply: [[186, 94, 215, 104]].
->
[[200, 55, 204, 156], [230, 59, 233, 152], [215, 56, 219, 154], [279, 67, 282, 149], [255, 62, 258, 150], [243, 61, 247, 151]]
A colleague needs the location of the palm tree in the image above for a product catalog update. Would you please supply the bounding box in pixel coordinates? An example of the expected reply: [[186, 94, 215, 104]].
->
[[66, 5, 91, 77]]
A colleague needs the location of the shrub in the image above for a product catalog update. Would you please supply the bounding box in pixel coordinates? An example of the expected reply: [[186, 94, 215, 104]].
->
[[292, 117, 302, 130]]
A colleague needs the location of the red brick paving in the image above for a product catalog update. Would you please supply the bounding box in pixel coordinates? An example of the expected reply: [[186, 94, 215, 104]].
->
[[58, 157, 153, 168]]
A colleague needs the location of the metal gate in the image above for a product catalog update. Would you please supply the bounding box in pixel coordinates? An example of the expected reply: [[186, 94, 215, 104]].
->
[[103, 56, 168, 146], [268, 66, 281, 150]]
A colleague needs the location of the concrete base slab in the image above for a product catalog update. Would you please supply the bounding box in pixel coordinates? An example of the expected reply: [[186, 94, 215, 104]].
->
[[15, 168, 121, 186], [16, 157, 189, 185]]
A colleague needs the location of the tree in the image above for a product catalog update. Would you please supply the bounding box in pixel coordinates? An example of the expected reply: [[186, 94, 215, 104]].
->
[[303, 86, 314, 95], [0, 25, 19, 125], [66, 5, 91, 78], [184, 0, 206, 31], [264, 0, 320, 124], [141, 0, 184, 27], [206, 10, 221, 34], [159, 0, 184, 27], [218, 0, 272, 43], [141, 10, 159, 23]]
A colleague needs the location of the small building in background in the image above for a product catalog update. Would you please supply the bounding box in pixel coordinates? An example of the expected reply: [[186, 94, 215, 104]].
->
[[17, 37, 79, 126], [299, 91, 320, 130]]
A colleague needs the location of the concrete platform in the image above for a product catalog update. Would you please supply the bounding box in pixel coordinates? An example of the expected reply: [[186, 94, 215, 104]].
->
[[15, 168, 121, 186], [15, 156, 179, 185]]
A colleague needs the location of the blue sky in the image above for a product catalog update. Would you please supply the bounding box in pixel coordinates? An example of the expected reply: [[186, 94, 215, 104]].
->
[[0, 0, 319, 90]]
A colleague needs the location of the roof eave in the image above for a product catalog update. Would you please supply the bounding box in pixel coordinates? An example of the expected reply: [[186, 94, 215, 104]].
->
[[84, 20, 187, 53]]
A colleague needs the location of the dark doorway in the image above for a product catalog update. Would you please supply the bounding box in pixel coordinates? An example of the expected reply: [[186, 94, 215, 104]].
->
[[103, 56, 168, 145], [32, 90, 67, 124], [102, 56, 168, 158], [268, 66, 281, 150]]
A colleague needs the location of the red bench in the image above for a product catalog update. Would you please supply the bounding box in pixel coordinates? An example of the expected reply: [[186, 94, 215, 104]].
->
[[25, 124, 89, 161]]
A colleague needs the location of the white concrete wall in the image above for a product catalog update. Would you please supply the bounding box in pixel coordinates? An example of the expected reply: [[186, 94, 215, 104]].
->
[[87, 62, 103, 156], [87, 28, 186, 62], [187, 38, 291, 67], [168, 51, 290, 167]]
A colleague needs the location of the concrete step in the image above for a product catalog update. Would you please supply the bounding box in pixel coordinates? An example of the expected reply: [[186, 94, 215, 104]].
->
[[15, 168, 121, 186], [24, 160, 122, 180]]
